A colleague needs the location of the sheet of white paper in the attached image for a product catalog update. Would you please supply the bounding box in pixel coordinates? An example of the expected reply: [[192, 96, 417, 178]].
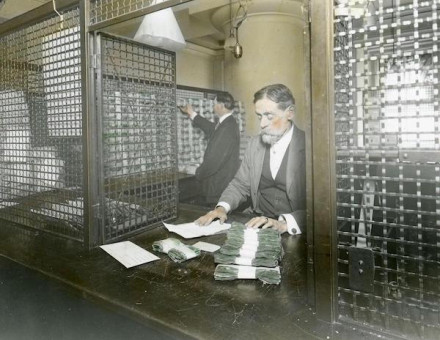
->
[[192, 241, 221, 253], [100, 241, 159, 268], [163, 220, 231, 239]]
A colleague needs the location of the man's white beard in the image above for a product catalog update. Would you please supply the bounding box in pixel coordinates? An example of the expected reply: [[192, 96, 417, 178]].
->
[[261, 132, 283, 146]]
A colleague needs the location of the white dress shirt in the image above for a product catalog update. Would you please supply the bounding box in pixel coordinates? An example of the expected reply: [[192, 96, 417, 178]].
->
[[270, 126, 293, 179], [218, 125, 301, 235]]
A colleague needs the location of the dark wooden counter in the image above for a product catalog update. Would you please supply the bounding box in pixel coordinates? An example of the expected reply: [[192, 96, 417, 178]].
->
[[0, 204, 314, 340]]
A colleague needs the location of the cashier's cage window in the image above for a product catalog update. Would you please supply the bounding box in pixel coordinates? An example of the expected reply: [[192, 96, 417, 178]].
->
[[334, 1, 440, 339]]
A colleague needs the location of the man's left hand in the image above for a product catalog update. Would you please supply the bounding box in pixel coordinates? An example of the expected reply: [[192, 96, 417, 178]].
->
[[245, 216, 288, 234]]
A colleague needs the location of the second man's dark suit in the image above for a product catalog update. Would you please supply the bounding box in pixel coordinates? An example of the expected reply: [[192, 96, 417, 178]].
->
[[193, 114, 240, 204]]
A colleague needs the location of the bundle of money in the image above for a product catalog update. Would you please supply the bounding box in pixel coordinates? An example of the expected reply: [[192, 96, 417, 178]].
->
[[152, 238, 200, 263], [214, 222, 282, 267], [214, 264, 281, 285], [213, 252, 279, 268], [218, 241, 282, 259], [213, 222, 283, 284]]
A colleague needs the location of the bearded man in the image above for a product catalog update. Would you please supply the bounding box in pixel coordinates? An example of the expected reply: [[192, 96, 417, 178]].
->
[[195, 84, 306, 235]]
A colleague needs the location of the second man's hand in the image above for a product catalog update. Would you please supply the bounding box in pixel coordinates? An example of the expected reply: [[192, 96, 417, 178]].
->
[[195, 206, 227, 226], [178, 103, 194, 117], [245, 216, 288, 234]]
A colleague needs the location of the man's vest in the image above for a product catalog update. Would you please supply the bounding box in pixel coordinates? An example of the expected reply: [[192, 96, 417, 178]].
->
[[257, 146, 291, 218]]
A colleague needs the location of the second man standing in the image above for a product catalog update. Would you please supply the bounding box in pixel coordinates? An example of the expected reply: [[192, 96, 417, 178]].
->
[[179, 92, 241, 205]]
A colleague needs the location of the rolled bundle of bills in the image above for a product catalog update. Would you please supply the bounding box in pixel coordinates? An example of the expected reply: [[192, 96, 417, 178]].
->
[[152, 238, 200, 263], [214, 264, 281, 285]]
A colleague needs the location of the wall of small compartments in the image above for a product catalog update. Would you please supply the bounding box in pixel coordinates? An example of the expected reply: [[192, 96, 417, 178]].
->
[[334, 0, 439, 338]]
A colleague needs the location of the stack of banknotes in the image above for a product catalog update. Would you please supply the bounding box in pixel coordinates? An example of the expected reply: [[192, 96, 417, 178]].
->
[[214, 222, 282, 284]]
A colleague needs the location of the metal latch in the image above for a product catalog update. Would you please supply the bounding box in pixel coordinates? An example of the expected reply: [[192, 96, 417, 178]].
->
[[348, 247, 375, 293]]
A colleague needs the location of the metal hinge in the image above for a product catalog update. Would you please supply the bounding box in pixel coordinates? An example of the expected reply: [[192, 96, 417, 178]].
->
[[90, 54, 98, 68]]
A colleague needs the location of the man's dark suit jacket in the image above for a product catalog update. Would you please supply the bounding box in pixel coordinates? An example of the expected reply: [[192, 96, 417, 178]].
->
[[193, 114, 240, 204], [219, 124, 306, 232]]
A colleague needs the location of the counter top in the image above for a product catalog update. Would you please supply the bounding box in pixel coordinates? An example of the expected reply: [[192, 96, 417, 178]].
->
[[0, 204, 314, 340]]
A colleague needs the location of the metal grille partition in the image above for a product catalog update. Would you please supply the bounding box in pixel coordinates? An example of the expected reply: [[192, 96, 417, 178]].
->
[[0, 6, 84, 241], [334, 0, 440, 338], [97, 33, 178, 242], [89, 0, 189, 27], [0, 2, 180, 246]]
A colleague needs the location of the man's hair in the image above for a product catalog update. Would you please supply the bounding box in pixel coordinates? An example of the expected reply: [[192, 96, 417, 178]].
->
[[216, 92, 235, 111], [253, 84, 295, 110]]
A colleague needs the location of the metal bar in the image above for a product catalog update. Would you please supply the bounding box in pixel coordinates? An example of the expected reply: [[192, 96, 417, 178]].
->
[[177, 84, 227, 96], [95, 32, 106, 245], [303, 1, 316, 308], [310, 0, 335, 323], [337, 217, 438, 234], [88, 0, 192, 32], [81, 0, 91, 248]]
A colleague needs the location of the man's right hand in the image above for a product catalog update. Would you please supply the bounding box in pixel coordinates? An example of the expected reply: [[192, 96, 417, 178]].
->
[[195, 206, 227, 226], [178, 104, 194, 118]]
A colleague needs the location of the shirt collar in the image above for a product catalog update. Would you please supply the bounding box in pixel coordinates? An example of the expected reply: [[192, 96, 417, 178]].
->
[[271, 124, 294, 151], [218, 112, 232, 124]]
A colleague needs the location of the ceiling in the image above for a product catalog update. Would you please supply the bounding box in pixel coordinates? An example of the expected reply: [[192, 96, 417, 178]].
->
[[0, 0, 230, 50], [0, 0, 50, 23]]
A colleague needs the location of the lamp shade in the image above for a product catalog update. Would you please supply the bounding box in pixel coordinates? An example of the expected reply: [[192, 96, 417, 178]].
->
[[133, 8, 186, 52]]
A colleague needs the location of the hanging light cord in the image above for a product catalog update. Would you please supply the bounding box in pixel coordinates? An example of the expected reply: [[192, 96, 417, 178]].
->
[[233, 0, 248, 30], [52, 0, 64, 26]]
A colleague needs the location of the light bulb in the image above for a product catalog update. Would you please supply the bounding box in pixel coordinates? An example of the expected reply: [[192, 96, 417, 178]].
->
[[233, 43, 243, 58]]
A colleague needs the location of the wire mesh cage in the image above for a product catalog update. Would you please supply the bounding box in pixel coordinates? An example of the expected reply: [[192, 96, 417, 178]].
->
[[334, 1, 440, 338], [97, 33, 178, 242], [0, 6, 84, 241], [89, 0, 178, 26], [0, 3, 179, 246]]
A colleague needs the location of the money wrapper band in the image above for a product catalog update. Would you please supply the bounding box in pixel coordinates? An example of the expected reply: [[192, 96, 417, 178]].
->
[[219, 243, 282, 259], [214, 264, 281, 285], [214, 252, 279, 267]]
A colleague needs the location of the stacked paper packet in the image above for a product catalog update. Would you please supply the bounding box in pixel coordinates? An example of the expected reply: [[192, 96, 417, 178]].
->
[[214, 222, 282, 284], [152, 238, 201, 263]]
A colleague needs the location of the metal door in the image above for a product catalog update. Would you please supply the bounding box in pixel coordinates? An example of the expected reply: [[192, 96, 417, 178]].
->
[[95, 33, 178, 243]]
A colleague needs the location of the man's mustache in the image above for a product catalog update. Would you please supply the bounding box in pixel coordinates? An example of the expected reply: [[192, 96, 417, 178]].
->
[[260, 129, 280, 136]]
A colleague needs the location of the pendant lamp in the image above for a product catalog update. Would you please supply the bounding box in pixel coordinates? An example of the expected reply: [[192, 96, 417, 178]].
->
[[133, 8, 186, 52]]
